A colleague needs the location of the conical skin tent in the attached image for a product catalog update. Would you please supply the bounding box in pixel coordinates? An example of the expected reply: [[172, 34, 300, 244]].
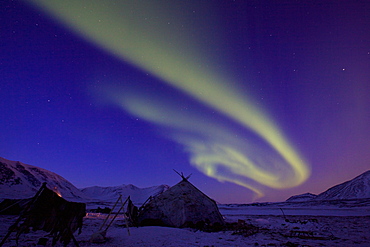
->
[[138, 178, 225, 228]]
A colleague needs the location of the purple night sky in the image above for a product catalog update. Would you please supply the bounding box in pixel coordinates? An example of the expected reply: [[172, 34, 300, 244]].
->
[[1, 0, 369, 203]]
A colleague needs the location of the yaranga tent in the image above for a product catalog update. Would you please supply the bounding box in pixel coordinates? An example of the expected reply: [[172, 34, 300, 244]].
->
[[137, 176, 225, 228], [0, 183, 86, 246]]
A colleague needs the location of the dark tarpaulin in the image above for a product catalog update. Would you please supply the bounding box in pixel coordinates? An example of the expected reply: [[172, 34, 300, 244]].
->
[[3, 183, 86, 246], [125, 197, 138, 226]]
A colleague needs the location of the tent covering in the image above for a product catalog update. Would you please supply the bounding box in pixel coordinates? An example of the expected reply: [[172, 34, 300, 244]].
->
[[1, 183, 86, 246], [138, 178, 225, 228]]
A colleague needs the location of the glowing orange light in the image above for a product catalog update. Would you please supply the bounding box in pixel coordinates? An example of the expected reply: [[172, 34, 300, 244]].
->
[[53, 186, 62, 197]]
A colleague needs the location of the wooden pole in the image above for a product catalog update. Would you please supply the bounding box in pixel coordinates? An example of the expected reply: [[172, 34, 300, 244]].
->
[[99, 195, 122, 231], [104, 196, 129, 232]]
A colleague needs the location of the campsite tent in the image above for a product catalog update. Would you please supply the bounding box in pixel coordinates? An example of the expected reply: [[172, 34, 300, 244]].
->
[[137, 177, 225, 228], [0, 183, 86, 246]]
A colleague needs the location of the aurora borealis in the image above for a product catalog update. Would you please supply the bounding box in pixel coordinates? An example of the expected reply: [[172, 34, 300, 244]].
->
[[1, 1, 369, 203]]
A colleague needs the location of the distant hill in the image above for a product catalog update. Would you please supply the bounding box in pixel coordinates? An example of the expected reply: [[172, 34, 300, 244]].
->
[[286, 192, 317, 202], [0, 157, 88, 201], [0, 157, 169, 205], [287, 170, 370, 202], [81, 184, 170, 205]]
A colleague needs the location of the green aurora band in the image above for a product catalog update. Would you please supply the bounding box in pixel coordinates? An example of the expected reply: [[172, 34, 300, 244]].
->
[[26, 0, 310, 198]]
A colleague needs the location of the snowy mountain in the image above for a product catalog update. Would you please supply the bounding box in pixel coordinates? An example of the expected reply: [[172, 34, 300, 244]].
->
[[286, 170, 370, 202], [0, 156, 170, 205], [286, 193, 317, 202], [315, 170, 370, 200], [0, 157, 88, 202], [81, 184, 170, 205]]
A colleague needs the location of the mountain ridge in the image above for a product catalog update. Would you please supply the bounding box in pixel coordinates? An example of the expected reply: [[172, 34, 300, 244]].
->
[[2, 157, 369, 204], [0, 157, 88, 201], [0, 157, 169, 204], [315, 170, 370, 200], [287, 170, 370, 202], [81, 184, 169, 205]]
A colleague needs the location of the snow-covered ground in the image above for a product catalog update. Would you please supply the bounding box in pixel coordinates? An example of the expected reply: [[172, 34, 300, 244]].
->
[[219, 202, 370, 217], [1, 204, 369, 247]]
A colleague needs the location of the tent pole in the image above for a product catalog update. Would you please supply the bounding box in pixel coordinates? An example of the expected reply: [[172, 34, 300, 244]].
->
[[104, 196, 129, 232], [99, 195, 122, 231]]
